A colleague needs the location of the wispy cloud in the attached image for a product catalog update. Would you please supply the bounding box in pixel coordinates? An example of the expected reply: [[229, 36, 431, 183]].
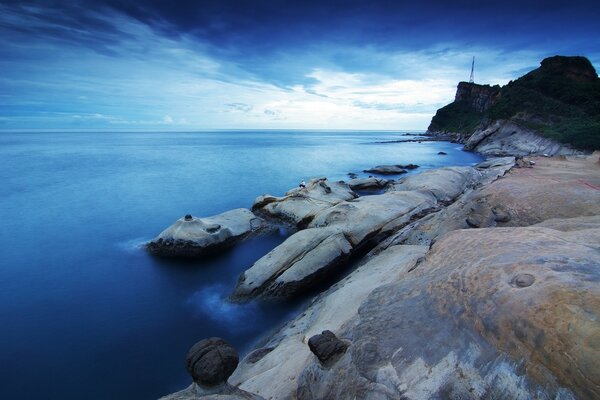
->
[[1, 1, 599, 130]]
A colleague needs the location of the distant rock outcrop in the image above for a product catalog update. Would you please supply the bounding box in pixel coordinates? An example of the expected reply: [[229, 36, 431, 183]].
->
[[428, 55, 600, 154]]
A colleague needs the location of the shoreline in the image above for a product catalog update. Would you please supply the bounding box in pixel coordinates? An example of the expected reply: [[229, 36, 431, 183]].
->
[[157, 147, 600, 400]]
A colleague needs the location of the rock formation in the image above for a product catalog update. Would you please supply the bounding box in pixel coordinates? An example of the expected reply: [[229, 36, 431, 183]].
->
[[363, 164, 418, 175], [347, 177, 388, 190], [147, 209, 266, 258], [162, 338, 264, 400], [252, 177, 357, 228], [232, 159, 515, 301], [226, 153, 600, 400], [428, 55, 600, 154]]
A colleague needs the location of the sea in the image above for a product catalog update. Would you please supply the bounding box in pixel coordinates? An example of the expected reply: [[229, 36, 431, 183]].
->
[[0, 130, 482, 399]]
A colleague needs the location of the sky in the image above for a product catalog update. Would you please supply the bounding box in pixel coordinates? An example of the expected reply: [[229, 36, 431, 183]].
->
[[1, 0, 599, 130]]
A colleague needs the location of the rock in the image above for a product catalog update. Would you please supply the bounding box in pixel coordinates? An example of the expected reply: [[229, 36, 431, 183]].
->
[[147, 209, 266, 258], [307, 330, 348, 364], [230, 245, 428, 400], [475, 156, 515, 169], [231, 227, 353, 300], [186, 338, 239, 386], [294, 222, 600, 399], [160, 383, 264, 400], [388, 166, 483, 203], [465, 120, 580, 156], [388, 154, 600, 247], [363, 165, 410, 175], [252, 178, 357, 227], [491, 204, 511, 222], [437, 151, 447, 155], [232, 191, 436, 300], [347, 172, 358, 179], [347, 177, 388, 190]]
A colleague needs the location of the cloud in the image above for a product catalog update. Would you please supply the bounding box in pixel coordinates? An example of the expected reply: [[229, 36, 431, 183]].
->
[[1, 1, 599, 130], [226, 103, 253, 112]]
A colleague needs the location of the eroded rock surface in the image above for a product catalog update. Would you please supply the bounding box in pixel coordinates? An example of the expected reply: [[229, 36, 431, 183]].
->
[[230, 245, 428, 400], [147, 209, 266, 258], [252, 178, 356, 227], [295, 222, 600, 399], [363, 164, 417, 175], [347, 177, 388, 190], [465, 120, 581, 156], [232, 190, 436, 300], [234, 162, 515, 301]]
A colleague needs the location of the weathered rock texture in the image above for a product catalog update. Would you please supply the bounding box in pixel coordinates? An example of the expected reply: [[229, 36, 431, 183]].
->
[[252, 178, 356, 227], [186, 338, 239, 386], [385, 153, 600, 248], [232, 160, 514, 301], [229, 245, 429, 399], [454, 81, 501, 112], [464, 120, 580, 156], [147, 209, 266, 258], [294, 222, 600, 399], [161, 338, 263, 400], [347, 177, 388, 190], [307, 330, 348, 365]]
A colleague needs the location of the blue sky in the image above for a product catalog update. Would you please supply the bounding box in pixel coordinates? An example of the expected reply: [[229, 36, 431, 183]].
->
[[1, 0, 599, 130]]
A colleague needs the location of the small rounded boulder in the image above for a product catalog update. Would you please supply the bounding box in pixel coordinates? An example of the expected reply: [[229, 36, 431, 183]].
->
[[186, 337, 239, 386]]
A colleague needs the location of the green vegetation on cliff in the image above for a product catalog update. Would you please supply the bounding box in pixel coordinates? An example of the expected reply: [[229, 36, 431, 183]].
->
[[429, 56, 600, 150]]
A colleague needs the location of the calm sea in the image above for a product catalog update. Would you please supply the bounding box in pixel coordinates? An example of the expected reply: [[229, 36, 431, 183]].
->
[[0, 130, 482, 399]]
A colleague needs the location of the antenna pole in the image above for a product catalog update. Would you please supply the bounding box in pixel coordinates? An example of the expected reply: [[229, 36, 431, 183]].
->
[[469, 56, 475, 83]]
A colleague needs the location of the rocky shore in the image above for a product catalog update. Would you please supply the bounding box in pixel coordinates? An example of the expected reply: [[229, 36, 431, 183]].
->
[[152, 149, 600, 400], [154, 56, 600, 399]]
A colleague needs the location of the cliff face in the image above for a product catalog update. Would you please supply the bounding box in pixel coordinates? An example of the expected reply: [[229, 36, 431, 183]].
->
[[428, 55, 600, 153], [454, 81, 500, 112]]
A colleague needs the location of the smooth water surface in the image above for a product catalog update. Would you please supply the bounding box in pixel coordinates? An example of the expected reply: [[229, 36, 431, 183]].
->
[[0, 130, 482, 399]]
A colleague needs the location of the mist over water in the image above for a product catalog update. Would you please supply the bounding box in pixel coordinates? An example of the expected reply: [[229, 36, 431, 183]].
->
[[0, 130, 482, 399]]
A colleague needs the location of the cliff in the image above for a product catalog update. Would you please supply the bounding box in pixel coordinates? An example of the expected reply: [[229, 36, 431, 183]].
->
[[428, 55, 600, 153]]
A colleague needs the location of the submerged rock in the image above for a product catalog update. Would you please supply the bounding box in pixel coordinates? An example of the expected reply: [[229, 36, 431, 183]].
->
[[147, 209, 266, 258]]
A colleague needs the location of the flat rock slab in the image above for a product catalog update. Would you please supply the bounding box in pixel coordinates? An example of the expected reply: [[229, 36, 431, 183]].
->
[[147, 208, 265, 258], [295, 221, 600, 399]]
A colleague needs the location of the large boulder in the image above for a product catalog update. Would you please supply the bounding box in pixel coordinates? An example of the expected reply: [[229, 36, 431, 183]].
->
[[295, 221, 600, 399], [147, 209, 266, 258], [252, 178, 356, 227], [307, 330, 348, 365], [161, 338, 263, 400], [186, 338, 239, 386]]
